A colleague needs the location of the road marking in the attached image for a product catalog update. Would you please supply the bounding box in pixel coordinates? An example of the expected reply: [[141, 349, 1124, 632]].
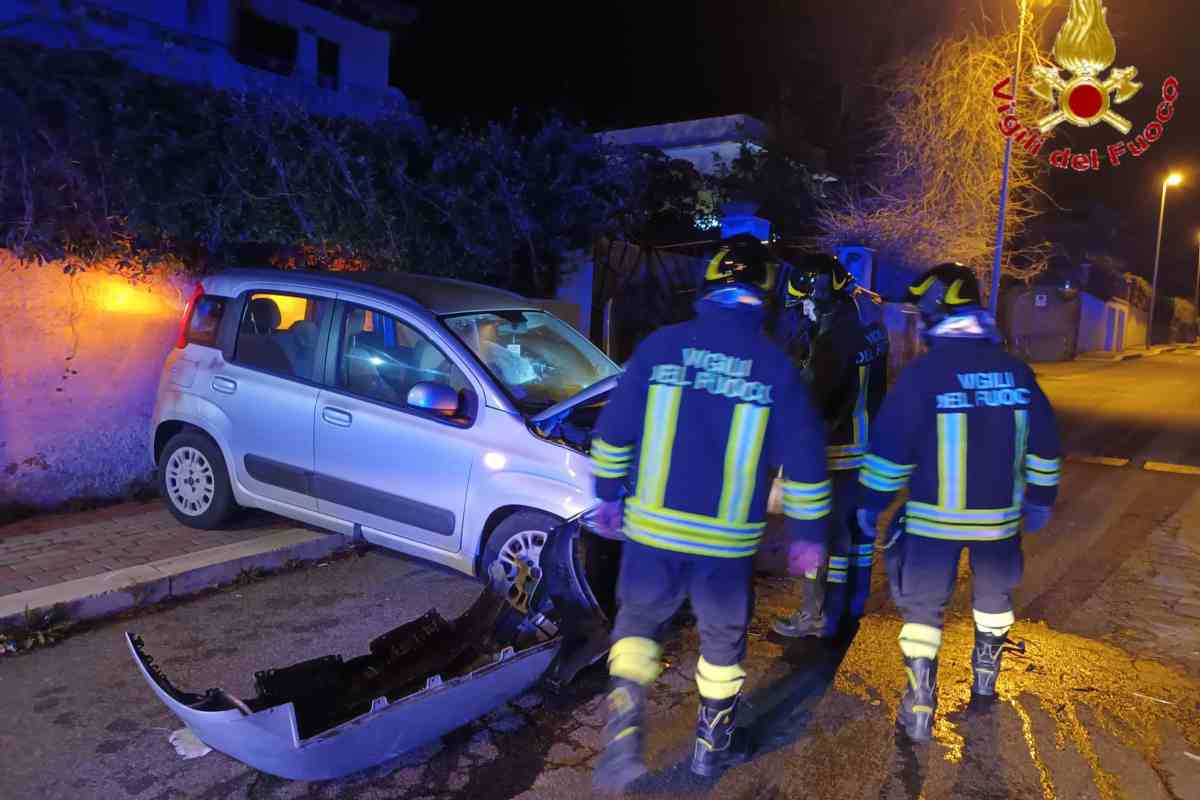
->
[[1066, 455, 1130, 467], [1131, 691, 1175, 706], [1143, 461, 1200, 476]]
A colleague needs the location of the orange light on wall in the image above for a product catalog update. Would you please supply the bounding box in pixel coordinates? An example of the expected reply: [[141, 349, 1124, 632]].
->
[[97, 279, 168, 315]]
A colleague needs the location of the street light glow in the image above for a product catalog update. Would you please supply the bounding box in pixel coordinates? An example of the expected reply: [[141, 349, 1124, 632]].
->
[[1166, 172, 1183, 187]]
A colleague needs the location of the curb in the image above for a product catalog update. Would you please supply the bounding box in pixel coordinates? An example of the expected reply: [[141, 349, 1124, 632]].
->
[[0, 528, 350, 631], [1074, 345, 1184, 363]]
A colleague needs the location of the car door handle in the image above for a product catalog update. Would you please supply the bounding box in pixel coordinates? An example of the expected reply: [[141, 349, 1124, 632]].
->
[[322, 407, 353, 427], [212, 376, 237, 395]]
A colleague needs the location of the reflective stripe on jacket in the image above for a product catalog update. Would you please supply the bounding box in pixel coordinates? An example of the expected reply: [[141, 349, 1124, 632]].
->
[[591, 300, 831, 558], [858, 333, 1060, 541]]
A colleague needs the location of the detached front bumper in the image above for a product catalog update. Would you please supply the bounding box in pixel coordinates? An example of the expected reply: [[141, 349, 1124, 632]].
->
[[127, 518, 619, 781]]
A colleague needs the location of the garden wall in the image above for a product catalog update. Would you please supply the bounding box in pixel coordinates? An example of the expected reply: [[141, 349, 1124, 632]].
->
[[0, 253, 189, 512]]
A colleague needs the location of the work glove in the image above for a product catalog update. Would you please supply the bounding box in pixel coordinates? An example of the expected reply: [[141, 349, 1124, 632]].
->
[[588, 500, 625, 541], [855, 508, 881, 541], [786, 539, 827, 578], [1022, 503, 1053, 533]]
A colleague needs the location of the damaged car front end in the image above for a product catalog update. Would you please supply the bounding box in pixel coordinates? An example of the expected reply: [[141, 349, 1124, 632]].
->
[[128, 518, 620, 781]]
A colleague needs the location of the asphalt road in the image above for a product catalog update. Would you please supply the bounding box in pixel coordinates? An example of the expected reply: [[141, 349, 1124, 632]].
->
[[1036, 349, 1200, 467], [2, 351, 1200, 800]]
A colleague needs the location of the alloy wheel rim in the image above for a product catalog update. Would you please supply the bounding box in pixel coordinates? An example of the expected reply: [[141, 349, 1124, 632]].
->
[[497, 529, 548, 613], [165, 446, 216, 517]]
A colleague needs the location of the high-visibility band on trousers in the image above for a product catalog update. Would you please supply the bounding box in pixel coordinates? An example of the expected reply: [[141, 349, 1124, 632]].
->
[[827, 569, 848, 584], [609, 636, 663, 686], [973, 609, 1015, 636], [695, 656, 746, 700], [899, 623, 943, 659]]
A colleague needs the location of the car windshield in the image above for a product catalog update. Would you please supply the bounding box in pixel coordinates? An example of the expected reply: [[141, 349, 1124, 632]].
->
[[443, 310, 621, 413]]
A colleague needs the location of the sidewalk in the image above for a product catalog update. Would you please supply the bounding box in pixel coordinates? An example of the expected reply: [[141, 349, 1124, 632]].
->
[[1034, 344, 1197, 380], [0, 500, 350, 633]]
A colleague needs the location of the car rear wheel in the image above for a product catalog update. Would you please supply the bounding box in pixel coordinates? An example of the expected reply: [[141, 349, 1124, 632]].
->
[[481, 511, 560, 615], [159, 431, 237, 530]]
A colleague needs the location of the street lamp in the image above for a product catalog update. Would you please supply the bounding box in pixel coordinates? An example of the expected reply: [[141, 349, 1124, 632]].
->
[[1147, 172, 1184, 348], [989, 0, 1051, 316]]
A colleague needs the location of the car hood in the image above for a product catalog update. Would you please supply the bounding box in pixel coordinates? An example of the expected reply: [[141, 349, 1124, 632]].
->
[[529, 375, 619, 427]]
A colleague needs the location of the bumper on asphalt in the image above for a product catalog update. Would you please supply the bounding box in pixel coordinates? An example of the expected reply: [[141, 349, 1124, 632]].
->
[[126, 517, 620, 780]]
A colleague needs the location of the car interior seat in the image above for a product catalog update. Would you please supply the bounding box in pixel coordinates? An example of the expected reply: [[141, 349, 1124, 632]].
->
[[283, 319, 320, 380], [237, 297, 293, 374]]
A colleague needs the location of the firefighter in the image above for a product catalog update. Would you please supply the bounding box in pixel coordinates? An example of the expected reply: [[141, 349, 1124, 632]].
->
[[857, 263, 1061, 741], [589, 234, 832, 792], [771, 254, 890, 640]]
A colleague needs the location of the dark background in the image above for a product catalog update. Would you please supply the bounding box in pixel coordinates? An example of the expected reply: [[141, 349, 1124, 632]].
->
[[391, 0, 1200, 295]]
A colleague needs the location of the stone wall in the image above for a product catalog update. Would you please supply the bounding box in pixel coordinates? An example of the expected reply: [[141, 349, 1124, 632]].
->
[[0, 254, 190, 512]]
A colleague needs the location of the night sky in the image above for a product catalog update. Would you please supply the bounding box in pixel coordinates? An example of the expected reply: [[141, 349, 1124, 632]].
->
[[392, 0, 1200, 296]]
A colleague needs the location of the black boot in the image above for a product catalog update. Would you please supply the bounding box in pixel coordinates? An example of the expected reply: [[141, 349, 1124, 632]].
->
[[898, 656, 938, 742], [593, 678, 648, 794], [691, 694, 748, 777], [972, 629, 1024, 696]]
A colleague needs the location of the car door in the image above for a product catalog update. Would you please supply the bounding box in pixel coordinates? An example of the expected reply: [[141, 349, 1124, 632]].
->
[[313, 301, 476, 553], [213, 288, 335, 511]]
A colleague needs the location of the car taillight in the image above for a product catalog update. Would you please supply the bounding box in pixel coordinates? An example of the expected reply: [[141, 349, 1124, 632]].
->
[[176, 283, 205, 349]]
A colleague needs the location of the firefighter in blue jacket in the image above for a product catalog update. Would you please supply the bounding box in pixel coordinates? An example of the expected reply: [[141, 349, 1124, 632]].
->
[[857, 263, 1061, 742], [772, 254, 890, 640], [589, 234, 832, 792]]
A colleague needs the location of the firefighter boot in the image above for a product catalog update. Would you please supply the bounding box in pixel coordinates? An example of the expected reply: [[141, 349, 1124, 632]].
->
[[898, 656, 938, 742], [770, 575, 827, 638], [592, 678, 648, 794], [691, 694, 748, 777], [692, 656, 749, 776], [972, 629, 1015, 696], [972, 610, 1018, 696]]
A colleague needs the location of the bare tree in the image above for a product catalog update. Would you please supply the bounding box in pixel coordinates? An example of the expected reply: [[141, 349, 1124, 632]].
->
[[817, 23, 1054, 290]]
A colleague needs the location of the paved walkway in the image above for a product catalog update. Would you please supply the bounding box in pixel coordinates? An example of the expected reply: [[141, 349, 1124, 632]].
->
[[0, 502, 288, 598]]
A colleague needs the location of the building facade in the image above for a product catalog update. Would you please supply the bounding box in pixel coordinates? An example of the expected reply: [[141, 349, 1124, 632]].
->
[[2, 0, 413, 120]]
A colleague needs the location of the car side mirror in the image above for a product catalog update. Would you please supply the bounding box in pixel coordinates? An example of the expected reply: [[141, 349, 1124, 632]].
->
[[407, 382, 460, 418]]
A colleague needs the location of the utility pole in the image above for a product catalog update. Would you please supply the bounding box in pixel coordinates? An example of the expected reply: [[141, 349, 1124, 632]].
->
[[1148, 173, 1183, 348]]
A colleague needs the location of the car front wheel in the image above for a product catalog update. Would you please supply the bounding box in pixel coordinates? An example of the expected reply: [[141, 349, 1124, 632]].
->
[[159, 431, 238, 530], [481, 510, 560, 614]]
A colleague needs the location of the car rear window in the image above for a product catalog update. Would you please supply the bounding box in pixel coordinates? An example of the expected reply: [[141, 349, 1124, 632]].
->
[[187, 295, 227, 348]]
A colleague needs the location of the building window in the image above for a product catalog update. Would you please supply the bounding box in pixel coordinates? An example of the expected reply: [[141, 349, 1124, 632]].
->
[[235, 10, 298, 76], [317, 37, 340, 90]]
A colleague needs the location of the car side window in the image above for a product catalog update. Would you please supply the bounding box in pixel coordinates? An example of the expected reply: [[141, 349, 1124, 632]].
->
[[336, 305, 469, 407], [234, 292, 331, 382]]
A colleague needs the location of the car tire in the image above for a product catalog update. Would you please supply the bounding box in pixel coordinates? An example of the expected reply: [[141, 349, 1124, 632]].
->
[[159, 431, 238, 530], [481, 510, 561, 614]]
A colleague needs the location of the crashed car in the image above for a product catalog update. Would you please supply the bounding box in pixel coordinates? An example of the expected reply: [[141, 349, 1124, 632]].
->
[[129, 518, 619, 781], [153, 268, 621, 610]]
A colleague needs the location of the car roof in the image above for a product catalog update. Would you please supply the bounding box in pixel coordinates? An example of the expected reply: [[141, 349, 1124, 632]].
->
[[203, 268, 534, 315]]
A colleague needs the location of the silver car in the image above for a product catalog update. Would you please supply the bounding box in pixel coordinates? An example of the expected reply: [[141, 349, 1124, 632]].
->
[[152, 269, 620, 596]]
